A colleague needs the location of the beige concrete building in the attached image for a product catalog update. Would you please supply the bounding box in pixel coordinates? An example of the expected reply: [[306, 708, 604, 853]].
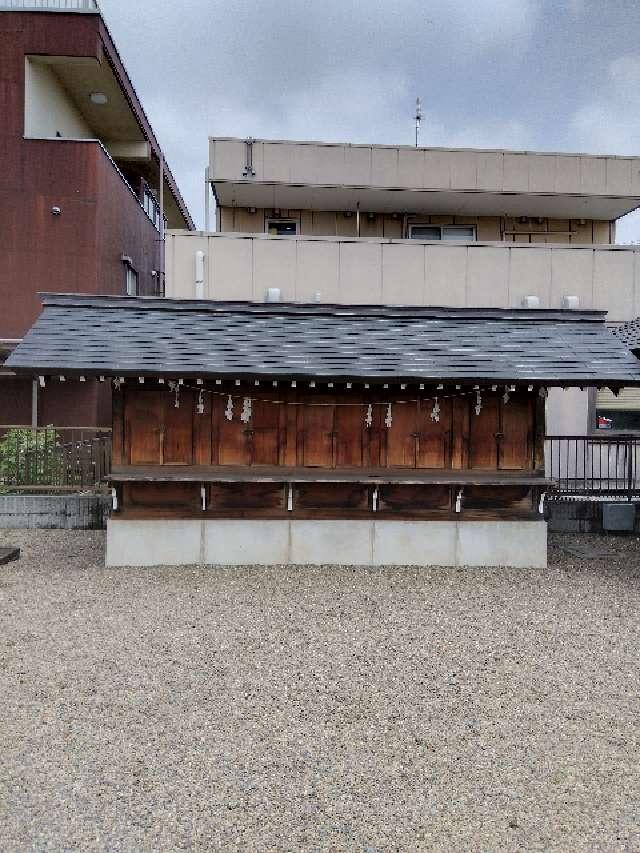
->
[[166, 137, 640, 436]]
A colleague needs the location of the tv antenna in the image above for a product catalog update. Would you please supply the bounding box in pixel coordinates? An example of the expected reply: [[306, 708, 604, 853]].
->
[[415, 97, 422, 147]]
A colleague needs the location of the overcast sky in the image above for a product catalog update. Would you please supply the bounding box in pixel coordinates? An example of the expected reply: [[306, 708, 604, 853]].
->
[[100, 0, 640, 238]]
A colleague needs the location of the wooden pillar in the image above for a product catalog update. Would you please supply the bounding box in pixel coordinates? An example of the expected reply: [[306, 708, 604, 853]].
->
[[111, 385, 124, 466], [534, 393, 546, 472]]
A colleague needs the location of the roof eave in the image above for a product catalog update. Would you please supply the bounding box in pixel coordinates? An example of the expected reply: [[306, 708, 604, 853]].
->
[[6, 365, 638, 390]]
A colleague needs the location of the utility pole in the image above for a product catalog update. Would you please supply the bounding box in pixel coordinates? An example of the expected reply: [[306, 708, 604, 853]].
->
[[415, 97, 422, 147]]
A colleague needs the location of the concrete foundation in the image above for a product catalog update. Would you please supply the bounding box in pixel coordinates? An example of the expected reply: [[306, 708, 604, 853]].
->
[[106, 518, 547, 568]]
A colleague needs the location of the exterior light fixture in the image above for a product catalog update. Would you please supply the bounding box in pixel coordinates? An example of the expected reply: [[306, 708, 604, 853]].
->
[[90, 92, 108, 105]]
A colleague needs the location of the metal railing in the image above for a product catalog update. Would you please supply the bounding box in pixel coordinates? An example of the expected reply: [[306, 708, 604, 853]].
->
[[0, 427, 111, 492], [545, 435, 640, 499], [0, 1, 99, 11]]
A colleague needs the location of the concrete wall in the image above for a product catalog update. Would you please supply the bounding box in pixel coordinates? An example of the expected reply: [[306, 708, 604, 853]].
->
[[0, 494, 109, 529], [210, 138, 640, 199], [165, 233, 640, 321], [546, 389, 591, 435], [547, 500, 639, 533], [24, 58, 93, 139], [106, 518, 547, 568]]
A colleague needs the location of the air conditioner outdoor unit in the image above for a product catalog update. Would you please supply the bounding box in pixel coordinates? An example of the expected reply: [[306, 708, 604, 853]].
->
[[521, 295, 540, 309]]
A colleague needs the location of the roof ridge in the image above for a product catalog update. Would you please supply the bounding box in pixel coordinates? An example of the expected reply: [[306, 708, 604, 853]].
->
[[37, 293, 608, 323]]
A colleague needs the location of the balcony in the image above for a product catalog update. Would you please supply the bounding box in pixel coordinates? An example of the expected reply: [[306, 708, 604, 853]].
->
[[0, 1, 98, 10], [209, 137, 640, 221], [165, 233, 640, 322]]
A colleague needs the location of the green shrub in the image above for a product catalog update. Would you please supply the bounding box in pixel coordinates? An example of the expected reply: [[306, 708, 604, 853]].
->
[[0, 428, 64, 488]]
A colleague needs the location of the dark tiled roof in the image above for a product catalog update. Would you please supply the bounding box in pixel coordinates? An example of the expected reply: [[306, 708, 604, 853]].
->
[[7, 294, 640, 387], [612, 317, 640, 352]]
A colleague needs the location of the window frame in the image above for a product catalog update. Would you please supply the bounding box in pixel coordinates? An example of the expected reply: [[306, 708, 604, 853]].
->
[[407, 223, 477, 241], [591, 386, 640, 435], [265, 218, 298, 236]]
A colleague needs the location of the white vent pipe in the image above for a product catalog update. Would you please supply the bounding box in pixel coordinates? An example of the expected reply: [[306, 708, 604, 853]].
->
[[195, 250, 205, 298]]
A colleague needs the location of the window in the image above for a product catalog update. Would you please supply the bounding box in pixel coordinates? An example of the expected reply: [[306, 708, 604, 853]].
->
[[124, 261, 138, 296], [141, 185, 166, 232], [266, 219, 297, 236], [408, 224, 476, 241], [595, 388, 640, 432]]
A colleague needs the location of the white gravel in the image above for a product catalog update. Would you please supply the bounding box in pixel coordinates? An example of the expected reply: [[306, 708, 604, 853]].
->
[[0, 529, 639, 851]]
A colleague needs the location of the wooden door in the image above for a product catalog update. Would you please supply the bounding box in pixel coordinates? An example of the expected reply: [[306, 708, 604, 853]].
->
[[213, 394, 251, 465], [384, 401, 418, 468], [335, 403, 365, 467], [468, 396, 499, 469], [416, 398, 451, 469], [301, 403, 335, 467], [251, 398, 282, 466], [127, 390, 163, 464], [499, 397, 532, 470], [163, 391, 194, 464]]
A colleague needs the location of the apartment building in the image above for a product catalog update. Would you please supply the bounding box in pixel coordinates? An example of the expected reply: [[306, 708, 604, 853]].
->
[[0, 0, 194, 428], [166, 136, 640, 436]]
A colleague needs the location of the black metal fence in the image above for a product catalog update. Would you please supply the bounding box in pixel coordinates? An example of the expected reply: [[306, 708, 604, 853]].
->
[[545, 435, 640, 499], [0, 427, 112, 491]]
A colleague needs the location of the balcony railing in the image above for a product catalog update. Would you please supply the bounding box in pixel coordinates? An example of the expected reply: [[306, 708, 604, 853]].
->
[[0, 1, 98, 10], [0, 427, 111, 492], [546, 435, 640, 499], [165, 233, 640, 322]]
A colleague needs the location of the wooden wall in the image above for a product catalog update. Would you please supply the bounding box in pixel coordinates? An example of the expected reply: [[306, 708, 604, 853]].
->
[[113, 383, 540, 472], [112, 383, 544, 520]]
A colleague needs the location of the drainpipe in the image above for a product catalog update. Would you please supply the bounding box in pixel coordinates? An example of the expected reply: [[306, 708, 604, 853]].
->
[[159, 152, 165, 296], [31, 378, 38, 428], [195, 250, 205, 299], [204, 167, 211, 232]]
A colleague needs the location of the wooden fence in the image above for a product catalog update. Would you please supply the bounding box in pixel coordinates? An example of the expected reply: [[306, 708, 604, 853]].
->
[[0, 427, 112, 491]]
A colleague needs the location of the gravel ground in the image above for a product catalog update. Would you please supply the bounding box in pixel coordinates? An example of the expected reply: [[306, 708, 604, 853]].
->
[[0, 530, 639, 852]]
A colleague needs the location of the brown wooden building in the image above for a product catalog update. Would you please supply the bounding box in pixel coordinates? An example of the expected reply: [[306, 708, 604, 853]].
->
[[0, 2, 193, 429], [8, 294, 640, 567]]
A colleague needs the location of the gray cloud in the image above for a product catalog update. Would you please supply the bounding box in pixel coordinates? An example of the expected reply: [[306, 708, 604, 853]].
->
[[100, 0, 640, 237]]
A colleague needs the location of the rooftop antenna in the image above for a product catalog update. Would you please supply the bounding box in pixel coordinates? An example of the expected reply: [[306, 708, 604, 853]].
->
[[415, 97, 422, 147]]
